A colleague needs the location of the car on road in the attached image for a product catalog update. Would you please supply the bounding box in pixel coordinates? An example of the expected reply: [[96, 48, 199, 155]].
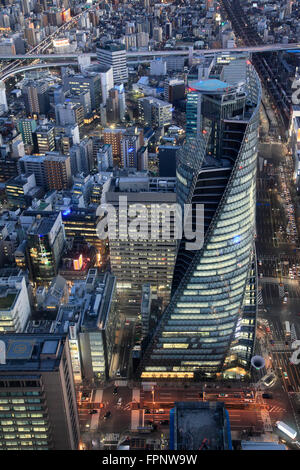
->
[[117, 398, 123, 407], [262, 393, 273, 399], [262, 372, 276, 387], [113, 387, 118, 395], [104, 411, 111, 420], [218, 393, 228, 398], [283, 371, 288, 379], [145, 409, 151, 414], [159, 420, 169, 425], [89, 410, 98, 414]]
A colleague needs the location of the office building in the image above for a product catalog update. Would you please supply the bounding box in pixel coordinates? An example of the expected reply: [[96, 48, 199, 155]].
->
[[5, 173, 43, 209], [36, 124, 55, 154], [153, 26, 163, 42], [169, 402, 232, 450], [61, 207, 105, 261], [102, 128, 126, 160], [0, 80, 8, 114], [18, 155, 46, 188], [69, 138, 93, 176], [64, 75, 95, 104], [150, 59, 167, 76], [22, 80, 50, 116], [138, 97, 172, 129], [18, 119, 37, 147], [105, 175, 177, 313], [138, 60, 261, 380], [0, 270, 30, 333], [0, 334, 80, 449], [0, 38, 15, 55], [158, 145, 179, 177], [121, 127, 143, 169], [97, 144, 113, 171], [79, 270, 117, 382], [0, 158, 18, 183], [97, 43, 128, 84], [84, 64, 114, 106], [26, 211, 65, 283], [55, 102, 84, 130], [164, 78, 185, 104], [43, 153, 72, 191]]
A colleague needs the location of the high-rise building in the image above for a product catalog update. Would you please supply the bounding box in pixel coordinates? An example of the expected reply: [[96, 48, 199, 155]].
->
[[79, 270, 117, 382], [102, 128, 126, 161], [0, 270, 30, 333], [158, 145, 180, 177], [18, 155, 46, 188], [43, 152, 72, 190], [61, 207, 105, 260], [36, 124, 55, 154], [153, 26, 163, 42], [18, 118, 37, 146], [26, 211, 65, 283], [120, 127, 143, 169], [0, 38, 15, 55], [5, 173, 43, 209], [0, 334, 80, 449], [138, 60, 261, 380], [97, 144, 113, 171], [164, 78, 185, 104], [55, 102, 84, 130], [22, 80, 50, 116], [84, 64, 114, 106], [64, 72, 102, 112], [138, 97, 172, 129], [136, 32, 149, 49], [97, 42, 128, 84], [105, 175, 178, 313], [0, 80, 8, 113]]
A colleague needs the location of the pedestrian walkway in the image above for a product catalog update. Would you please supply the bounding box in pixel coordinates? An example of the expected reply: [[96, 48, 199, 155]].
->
[[257, 394, 273, 432], [115, 380, 128, 386], [132, 388, 140, 403], [94, 389, 103, 403]]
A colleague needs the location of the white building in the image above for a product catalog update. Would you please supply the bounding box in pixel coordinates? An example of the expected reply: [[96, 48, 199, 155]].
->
[[0, 271, 31, 333], [0, 80, 8, 114], [97, 43, 128, 84], [150, 58, 167, 76]]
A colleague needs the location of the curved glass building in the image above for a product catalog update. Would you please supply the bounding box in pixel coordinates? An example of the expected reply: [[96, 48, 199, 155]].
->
[[139, 60, 261, 380]]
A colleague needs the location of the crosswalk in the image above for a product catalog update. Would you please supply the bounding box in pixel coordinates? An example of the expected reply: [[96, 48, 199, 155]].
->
[[268, 405, 285, 413], [257, 290, 264, 305]]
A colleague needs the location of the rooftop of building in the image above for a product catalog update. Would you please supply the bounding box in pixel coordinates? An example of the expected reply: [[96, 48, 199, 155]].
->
[[80, 270, 116, 331], [171, 401, 230, 451], [0, 290, 17, 310], [188, 78, 232, 92], [0, 334, 67, 372], [27, 212, 60, 236]]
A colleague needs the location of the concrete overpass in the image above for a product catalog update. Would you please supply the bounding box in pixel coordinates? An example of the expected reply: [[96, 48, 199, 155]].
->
[[0, 42, 299, 61], [1, 62, 79, 81], [1, 42, 299, 81]]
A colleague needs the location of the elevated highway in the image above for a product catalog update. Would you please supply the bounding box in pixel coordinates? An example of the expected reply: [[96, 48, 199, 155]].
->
[[0, 42, 299, 61]]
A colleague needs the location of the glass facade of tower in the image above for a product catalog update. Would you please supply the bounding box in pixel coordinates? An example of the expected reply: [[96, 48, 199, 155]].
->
[[139, 63, 261, 380]]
